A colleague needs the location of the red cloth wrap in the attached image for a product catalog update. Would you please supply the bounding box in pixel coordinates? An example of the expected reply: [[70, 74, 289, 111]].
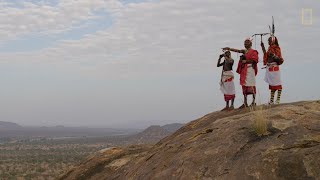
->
[[242, 86, 256, 95], [263, 45, 284, 65], [236, 49, 259, 85], [224, 94, 235, 101], [269, 85, 282, 90]]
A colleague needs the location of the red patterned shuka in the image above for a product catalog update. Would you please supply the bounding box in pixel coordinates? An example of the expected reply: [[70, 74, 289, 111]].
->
[[263, 45, 284, 90], [263, 45, 284, 66], [236, 49, 259, 95]]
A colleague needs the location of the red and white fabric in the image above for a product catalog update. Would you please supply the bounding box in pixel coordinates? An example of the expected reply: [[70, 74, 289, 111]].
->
[[264, 62, 282, 90], [220, 71, 235, 101], [236, 48, 259, 95], [263, 44, 284, 91]]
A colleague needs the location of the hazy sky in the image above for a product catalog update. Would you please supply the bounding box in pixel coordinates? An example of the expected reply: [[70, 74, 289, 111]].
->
[[0, 0, 319, 128]]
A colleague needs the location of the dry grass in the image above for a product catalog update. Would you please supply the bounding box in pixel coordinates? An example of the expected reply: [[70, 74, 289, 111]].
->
[[250, 105, 269, 137]]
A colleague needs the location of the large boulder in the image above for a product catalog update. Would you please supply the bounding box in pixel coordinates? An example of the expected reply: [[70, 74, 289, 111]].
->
[[60, 100, 320, 180]]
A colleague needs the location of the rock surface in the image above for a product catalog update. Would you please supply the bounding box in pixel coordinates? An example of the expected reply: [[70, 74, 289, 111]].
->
[[60, 101, 320, 180]]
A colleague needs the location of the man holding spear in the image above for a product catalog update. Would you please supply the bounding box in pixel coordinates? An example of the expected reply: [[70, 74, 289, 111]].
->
[[261, 36, 284, 104], [260, 17, 284, 104]]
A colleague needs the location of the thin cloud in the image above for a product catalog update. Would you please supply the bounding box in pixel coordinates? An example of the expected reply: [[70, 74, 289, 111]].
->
[[0, 0, 121, 41], [0, 0, 319, 127]]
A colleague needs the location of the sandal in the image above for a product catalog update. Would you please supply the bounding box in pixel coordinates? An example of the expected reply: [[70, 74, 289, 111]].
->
[[238, 104, 247, 109]]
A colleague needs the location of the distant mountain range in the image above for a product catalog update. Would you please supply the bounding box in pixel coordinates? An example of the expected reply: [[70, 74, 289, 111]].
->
[[0, 121, 22, 129], [126, 123, 184, 144], [0, 121, 138, 139], [0, 121, 184, 142], [162, 123, 184, 132]]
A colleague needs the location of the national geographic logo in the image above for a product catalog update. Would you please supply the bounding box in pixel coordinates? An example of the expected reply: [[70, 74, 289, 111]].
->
[[301, 8, 313, 25]]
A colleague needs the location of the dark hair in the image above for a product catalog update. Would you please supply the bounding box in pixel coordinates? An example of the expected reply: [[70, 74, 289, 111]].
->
[[224, 50, 231, 54]]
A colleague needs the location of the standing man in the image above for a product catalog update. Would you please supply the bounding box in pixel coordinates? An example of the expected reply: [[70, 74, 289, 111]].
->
[[217, 51, 235, 111], [223, 38, 259, 108], [261, 36, 284, 104]]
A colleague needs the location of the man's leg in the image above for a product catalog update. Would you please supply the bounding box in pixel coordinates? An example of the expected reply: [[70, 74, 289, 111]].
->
[[251, 93, 256, 106], [239, 86, 247, 109], [269, 90, 276, 104], [276, 89, 282, 104], [238, 95, 247, 109], [221, 97, 229, 111], [230, 98, 235, 109], [244, 95, 248, 106]]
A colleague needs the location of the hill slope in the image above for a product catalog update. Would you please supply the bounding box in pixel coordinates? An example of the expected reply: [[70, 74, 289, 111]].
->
[[60, 100, 320, 180], [126, 124, 184, 144], [0, 121, 22, 129]]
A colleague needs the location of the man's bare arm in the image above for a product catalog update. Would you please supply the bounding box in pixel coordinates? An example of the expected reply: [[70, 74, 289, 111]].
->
[[261, 42, 266, 54], [222, 47, 245, 54]]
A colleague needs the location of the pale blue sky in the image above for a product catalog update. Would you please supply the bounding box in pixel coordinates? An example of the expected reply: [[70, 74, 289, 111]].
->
[[0, 0, 319, 128]]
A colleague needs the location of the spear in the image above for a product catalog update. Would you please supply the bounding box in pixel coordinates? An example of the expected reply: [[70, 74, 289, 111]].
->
[[251, 33, 270, 43]]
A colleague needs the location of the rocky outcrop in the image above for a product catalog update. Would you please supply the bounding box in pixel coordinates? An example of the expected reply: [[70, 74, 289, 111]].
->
[[132, 125, 171, 142], [59, 145, 152, 180], [60, 100, 320, 180], [122, 124, 184, 144], [162, 123, 184, 132]]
